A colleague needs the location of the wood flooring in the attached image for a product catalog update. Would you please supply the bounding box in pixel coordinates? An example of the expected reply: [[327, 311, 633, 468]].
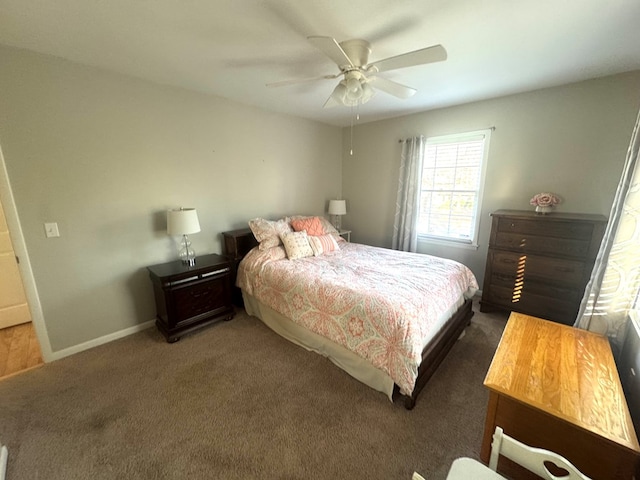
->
[[0, 321, 43, 380]]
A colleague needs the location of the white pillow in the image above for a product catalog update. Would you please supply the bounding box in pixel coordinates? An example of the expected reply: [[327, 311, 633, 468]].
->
[[248, 218, 293, 251], [280, 231, 314, 260]]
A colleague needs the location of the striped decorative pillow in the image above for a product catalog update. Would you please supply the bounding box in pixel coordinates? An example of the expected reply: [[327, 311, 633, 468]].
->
[[308, 234, 339, 256]]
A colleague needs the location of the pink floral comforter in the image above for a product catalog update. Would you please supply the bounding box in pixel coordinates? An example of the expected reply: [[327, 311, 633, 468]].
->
[[237, 242, 478, 395]]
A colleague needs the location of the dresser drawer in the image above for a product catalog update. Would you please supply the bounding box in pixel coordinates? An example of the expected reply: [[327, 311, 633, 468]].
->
[[485, 285, 579, 324], [493, 231, 590, 258], [496, 217, 594, 240], [490, 272, 584, 302], [490, 251, 587, 287]]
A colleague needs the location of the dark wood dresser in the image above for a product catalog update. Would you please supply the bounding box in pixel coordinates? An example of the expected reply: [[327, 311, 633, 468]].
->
[[147, 253, 234, 342], [221, 228, 258, 306], [480, 210, 607, 325]]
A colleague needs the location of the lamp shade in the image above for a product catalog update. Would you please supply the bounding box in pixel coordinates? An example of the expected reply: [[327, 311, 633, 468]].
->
[[167, 208, 201, 235], [328, 200, 347, 216]]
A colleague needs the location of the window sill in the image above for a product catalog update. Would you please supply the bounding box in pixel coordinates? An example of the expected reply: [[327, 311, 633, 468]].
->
[[417, 236, 479, 251]]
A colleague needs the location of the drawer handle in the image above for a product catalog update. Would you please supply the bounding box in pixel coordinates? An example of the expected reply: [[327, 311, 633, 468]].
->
[[169, 275, 199, 286], [201, 268, 230, 278], [556, 267, 576, 273]]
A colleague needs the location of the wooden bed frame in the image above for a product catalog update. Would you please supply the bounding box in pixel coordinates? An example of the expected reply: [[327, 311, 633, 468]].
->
[[396, 296, 473, 409], [221, 227, 475, 410]]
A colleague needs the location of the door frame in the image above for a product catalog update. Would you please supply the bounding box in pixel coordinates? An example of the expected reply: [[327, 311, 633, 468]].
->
[[0, 143, 52, 361]]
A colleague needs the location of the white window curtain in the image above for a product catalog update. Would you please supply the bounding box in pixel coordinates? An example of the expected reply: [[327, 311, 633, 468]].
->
[[392, 136, 425, 252], [576, 108, 640, 353]]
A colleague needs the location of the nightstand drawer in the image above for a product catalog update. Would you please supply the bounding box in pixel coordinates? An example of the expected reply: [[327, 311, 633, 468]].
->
[[173, 277, 229, 324]]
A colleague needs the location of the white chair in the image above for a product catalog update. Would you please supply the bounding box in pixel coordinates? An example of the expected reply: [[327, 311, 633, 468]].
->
[[413, 456, 505, 480], [488, 426, 591, 480], [413, 426, 591, 480]]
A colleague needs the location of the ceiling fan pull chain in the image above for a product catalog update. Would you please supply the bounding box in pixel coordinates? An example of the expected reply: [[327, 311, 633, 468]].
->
[[350, 105, 355, 156], [349, 105, 361, 156]]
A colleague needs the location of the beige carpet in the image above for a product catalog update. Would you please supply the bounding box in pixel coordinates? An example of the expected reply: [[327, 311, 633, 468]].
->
[[0, 297, 507, 479]]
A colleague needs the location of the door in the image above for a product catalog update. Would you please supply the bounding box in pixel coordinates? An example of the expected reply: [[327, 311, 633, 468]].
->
[[0, 197, 31, 329], [0, 194, 43, 378]]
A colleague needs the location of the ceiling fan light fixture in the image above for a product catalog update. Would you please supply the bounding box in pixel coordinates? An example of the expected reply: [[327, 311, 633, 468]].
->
[[330, 81, 348, 104], [342, 96, 360, 107], [346, 86, 363, 102], [330, 78, 363, 107], [345, 72, 363, 101], [360, 82, 375, 104]]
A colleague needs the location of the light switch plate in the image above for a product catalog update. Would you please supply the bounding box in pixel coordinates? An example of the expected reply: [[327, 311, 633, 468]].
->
[[44, 222, 60, 238]]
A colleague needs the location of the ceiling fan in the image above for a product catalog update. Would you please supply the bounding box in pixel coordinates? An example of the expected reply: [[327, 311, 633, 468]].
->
[[267, 36, 447, 108]]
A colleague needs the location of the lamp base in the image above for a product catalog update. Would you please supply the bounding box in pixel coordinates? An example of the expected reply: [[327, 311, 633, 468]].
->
[[332, 215, 342, 232], [179, 234, 196, 267]]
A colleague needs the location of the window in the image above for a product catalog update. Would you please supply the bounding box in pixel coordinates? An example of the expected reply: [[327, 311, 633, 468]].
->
[[417, 129, 492, 247]]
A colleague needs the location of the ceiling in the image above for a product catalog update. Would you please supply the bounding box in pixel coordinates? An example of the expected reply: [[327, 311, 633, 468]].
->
[[1, 0, 639, 127]]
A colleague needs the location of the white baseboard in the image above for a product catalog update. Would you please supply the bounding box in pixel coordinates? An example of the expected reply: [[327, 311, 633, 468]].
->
[[49, 319, 155, 361]]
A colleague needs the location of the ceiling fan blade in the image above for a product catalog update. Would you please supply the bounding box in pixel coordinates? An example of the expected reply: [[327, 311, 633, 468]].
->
[[323, 95, 341, 108], [370, 77, 417, 99], [307, 36, 354, 68], [266, 74, 338, 88], [369, 44, 447, 74]]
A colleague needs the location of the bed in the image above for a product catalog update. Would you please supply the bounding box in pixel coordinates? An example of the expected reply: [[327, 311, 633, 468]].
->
[[226, 216, 478, 409]]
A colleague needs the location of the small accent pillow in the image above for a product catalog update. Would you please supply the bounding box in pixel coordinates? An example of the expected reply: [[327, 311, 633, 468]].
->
[[290, 216, 326, 236], [280, 231, 314, 260], [308, 234, 340, 256], [248, 218, 293, 251], [286, 215, 344, 241]]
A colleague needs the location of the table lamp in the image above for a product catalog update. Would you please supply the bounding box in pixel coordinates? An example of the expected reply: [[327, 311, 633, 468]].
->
[[328, 199, 347, 231], [167, 208, 200, 266]]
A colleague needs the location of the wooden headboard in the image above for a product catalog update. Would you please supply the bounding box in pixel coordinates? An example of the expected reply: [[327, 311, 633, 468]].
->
[[221, 228, 258, 261], [221, 228, 258, 307]]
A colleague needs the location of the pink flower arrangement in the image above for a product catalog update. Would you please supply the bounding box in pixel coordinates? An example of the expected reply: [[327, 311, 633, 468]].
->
[[530, 192, 560, 207]]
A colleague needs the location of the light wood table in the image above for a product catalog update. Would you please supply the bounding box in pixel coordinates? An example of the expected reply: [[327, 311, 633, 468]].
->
[[480, 312, 640, 479]]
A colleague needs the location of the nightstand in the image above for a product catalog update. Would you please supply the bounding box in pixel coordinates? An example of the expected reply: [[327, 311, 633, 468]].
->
[[147, 253, 234, 343], [338, 230, 351, 242]]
